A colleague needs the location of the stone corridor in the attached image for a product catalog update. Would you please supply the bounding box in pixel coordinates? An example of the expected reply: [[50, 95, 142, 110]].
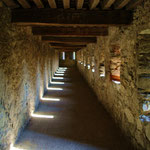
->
[[0, 1, 150, 150], [12, 67, 133, 150]]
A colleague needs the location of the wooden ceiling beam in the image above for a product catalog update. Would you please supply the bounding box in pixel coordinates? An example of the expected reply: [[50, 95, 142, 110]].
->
[[114, 0, 130, 9], [55, 48, 80, 51], [63, 0, 70, 9], [11, 9, 133, 26], [2, 0, 19, 8], [33, 0, 44, 8], [51, 45, 86, 48], [89, 0, 100, 10], [102, 0, 116, 9], [126, 0, 143, 10], [32, 27, 108, 36], [17, 0, 30, 8], [76, 0, 84, 9], [50, 42, 87, 45], [50, 43, 86, 47], [48, 0, 57, 8], [42, 37, 97, 44], [55, 49, 79, 52]]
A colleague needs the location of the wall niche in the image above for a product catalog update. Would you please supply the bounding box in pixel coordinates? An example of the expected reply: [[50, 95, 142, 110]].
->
[[110, 45, 121, 84]]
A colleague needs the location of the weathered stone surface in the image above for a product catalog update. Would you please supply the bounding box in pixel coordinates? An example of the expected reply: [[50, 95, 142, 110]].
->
[[0, 8, 59, 150], [77, 0, 150, 149], [145, 124, 150, 141], [135, 130, 144, 147], [136, 118, 143, 131], [124, 108, 134, 124], [138, 78, 150, 89]]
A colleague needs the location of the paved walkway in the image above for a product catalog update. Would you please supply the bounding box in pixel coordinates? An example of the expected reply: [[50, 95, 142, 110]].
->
[[14, 67, 134, 150]]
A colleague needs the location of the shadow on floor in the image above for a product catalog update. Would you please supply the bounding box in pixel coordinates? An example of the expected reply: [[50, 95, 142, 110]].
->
[[14, 67, 135, 150]]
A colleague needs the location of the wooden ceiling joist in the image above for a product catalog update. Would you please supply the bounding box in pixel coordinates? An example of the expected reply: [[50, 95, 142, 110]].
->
[[2, 0, 19, 8], [42, 37, 97, 44], [102, 0, 115, 9], [55, 49, 79, 52], [50, 43, 86, 47], [126, 0, 143, 10], [17, 0, 30, 8], [114, 0, 130, 9], [11, 9, 133, 26], [76, 0, 84, 9], [63, 0, 70, 9], [89, 0, 100, 10], [51, 46, 85, 49], [51, 44, 86, 48], [32, 27, 108, 37], [33, 0, 44, 8], [55, 48, 80, 51], [48, 0, 57, 8]]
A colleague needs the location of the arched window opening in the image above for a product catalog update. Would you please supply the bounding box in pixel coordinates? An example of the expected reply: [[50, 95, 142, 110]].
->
[[99, 63, 105, 77], [110, 45, 121, 84]]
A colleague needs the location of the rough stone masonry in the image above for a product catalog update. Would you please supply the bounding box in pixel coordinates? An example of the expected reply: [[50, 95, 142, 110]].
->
[[0, 8, 59, 150], [77, 0, 150, 150]]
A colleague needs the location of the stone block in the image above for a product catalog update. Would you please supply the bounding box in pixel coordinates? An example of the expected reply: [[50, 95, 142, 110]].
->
[[145, 124, 150, 141], [124, 108, 134, 124]]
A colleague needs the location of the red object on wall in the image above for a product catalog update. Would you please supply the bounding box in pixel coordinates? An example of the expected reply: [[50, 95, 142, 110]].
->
[[110, 75, 120, 81]]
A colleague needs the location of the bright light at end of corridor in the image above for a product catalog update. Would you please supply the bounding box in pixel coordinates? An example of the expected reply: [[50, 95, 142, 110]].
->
[[41, 97, 60, 101], [47, 87, 63, 90], [31, 114, 54, 119], [53, 77, 64, 80]]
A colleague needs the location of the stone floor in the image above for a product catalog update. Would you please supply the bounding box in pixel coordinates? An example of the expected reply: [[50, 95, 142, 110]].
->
[[14, 67, 134, 150]]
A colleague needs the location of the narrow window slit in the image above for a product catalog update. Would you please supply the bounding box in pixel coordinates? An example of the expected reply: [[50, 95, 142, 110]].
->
[[110, 45, 121, 84]]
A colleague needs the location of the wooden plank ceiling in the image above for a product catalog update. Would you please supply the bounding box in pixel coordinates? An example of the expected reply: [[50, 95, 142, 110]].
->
[[2, 0, 143, 52]]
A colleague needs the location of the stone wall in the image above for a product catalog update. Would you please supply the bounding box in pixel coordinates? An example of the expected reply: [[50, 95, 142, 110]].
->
[[77, 1, 150, 150], [0, 8, 59, 150]]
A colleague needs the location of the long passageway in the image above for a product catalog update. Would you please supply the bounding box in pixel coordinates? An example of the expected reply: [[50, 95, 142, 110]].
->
[[14, 67, 133, 150]]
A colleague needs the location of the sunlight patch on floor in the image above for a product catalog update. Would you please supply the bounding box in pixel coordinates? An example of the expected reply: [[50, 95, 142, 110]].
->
[[31, 114, 54, 119], [53, 77, 64, 80], [50, 81, 65, 85], [41, 97, 60, 101], [56, 71, 65, 74], [55, 73, 64, 76], [47, 87, 63, 90]]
